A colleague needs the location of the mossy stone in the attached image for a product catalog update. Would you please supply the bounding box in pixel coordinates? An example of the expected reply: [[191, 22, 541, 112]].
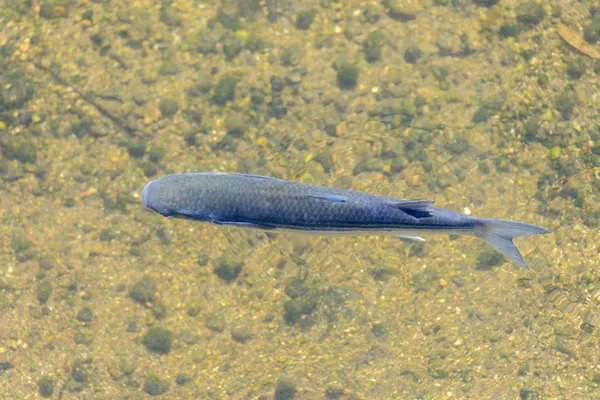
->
[[363, 5, 381, 23], [274, 379, 297, 400], [299, 288, 319, 314], [499, 22, 521, 38], [371, 322, 386, 337], [495, 156, 510, 172], [14, 235, 34, 253], [225, 114, 247, 137], [555, 90, 575, 119], [516, 2, 546, 26], [213, 254, 243, 281], [144, 374, 170, 396], [584, 16, 600, 44], [2, 139, 37, 164], [383, 0, 419, 21], [71, 360, 88, 383], [472, 94, 505, 123], [363, 30, 385, 63], [158, 98, 179, 118], [537, 73, 549, 86], [129, 275, 157, 305], [126, 139, 146, 158], [195, 28, 222, 54], [212, 74, 239, 105], [158, 59, 180, 76], [143, 327, 173, 354], [217, 6, 240, 30], [404, 46, 423, 64], [566, 59, 585, 79], [176, 373, 191, 386], [223, 33, 243, 60], [477, 249, 505, 270], [160, 6, 181, 27], [206, 313, 226, 332], [296, 9, 316, 30], [336, 62, 359, 89], [0, 67, 34, 112], [6, 0, 33, 15], [472, 0, 499, 6], [38, 376, 54, 398], [401, 99, 417, 117], [38, 256, 54, 270], [231, 324, 252, 343], [188, 72, 213, 97], [37, 281, 52, 304], [39, 0, 70, 19], [270, 75, 285, 92], [283, 300, 302, 324], [76, 307, 94, 323], [523, 119, 539, 139], [284, 278, 308, 299], [151, 302, 167, 320], [148, 146, 166, 162], [519, 389, 539, 399]]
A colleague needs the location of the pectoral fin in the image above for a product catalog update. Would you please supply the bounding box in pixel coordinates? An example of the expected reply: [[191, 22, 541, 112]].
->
[[213, 220, 277, 230], [397, 234, 425, 241]]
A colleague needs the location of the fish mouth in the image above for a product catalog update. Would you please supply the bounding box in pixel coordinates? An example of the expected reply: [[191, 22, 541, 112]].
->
[[141, 181, 152, 207]]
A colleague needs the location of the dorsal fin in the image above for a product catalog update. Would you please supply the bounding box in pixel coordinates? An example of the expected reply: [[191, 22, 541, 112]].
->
[[389, 200, 434, 209], [390, 200, 434, 219]]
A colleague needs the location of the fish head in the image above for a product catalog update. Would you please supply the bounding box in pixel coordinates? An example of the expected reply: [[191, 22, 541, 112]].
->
[[141, 174, 191, 218]]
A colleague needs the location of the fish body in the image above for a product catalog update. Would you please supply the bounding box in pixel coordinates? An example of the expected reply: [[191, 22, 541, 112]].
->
[[142, 172, 550, 269]]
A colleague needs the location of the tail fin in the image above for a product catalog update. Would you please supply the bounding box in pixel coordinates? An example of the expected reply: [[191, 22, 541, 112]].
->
[[474, 218, 550, 269]]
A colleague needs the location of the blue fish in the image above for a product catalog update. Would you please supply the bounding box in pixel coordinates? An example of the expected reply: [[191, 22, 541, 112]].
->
[[142, 172, 550, 269]]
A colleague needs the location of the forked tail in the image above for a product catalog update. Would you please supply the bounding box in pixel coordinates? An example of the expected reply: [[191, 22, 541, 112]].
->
[[474, 218, 550, 269]]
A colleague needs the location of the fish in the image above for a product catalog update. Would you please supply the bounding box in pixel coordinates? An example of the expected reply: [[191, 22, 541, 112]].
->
[[142, 172, 550, 269]]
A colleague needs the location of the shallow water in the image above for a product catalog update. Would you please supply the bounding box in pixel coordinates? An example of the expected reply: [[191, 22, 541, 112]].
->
[[1, 0, 599, 398]]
